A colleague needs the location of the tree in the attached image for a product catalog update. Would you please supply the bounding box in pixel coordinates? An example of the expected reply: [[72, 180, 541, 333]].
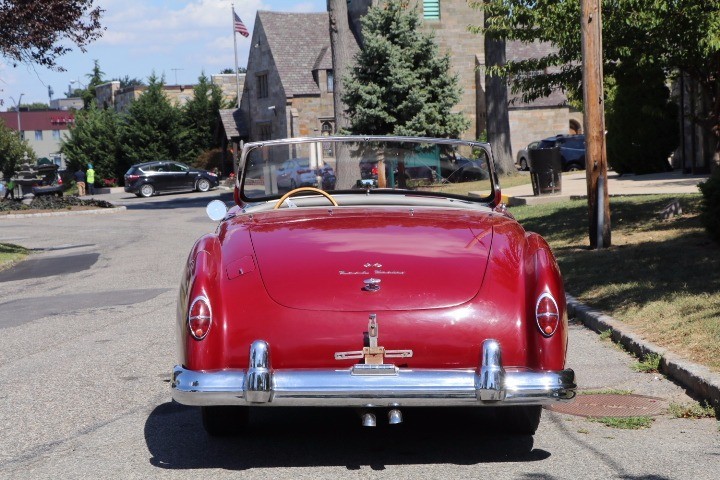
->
[[0, 0, 103, 70], [82, 59, 106, 108], [114, 76, 145, 89], [472, 1, 720, 167], [328, 0, 358, 133], [178, 73, 226, 165], [0, 120, 35, 180], [606, 65, 678, 174], [61, 103, 120, 181], [11, 102, 49, 111], [483, 6, 514, 175], [119, 74, 182, 173], [342, 0, 469, 137], [220, 67, 247, 74]]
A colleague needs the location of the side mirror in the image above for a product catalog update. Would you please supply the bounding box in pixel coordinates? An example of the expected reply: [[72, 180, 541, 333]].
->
[[206, 199, 228, 221]]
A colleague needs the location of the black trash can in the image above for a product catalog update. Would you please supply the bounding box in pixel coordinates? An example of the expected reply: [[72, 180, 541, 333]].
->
[[528, 147, 562, 195]]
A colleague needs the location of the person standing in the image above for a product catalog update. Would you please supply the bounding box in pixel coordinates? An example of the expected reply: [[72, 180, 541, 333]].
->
[[74, 168, 86, 196], [3, 179, 15, 200], [86, 164, 96, 196]]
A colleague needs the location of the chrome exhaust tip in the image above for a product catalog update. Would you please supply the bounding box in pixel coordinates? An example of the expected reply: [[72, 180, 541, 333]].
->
[[388, 409, 403, 425], [362, 412, 377, 427]]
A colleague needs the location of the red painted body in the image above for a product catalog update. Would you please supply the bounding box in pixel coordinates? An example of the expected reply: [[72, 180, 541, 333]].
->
[[177, 205, 568, 374]]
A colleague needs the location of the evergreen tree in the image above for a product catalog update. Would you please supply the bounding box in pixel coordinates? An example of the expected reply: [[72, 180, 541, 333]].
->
[[178, 73, 226, 165], [119, 74, 182, 173], [82, 59, 106, 108], [0, 120, 35, 180], [61, 103, 121, 181], [342, 0, 469, 137]]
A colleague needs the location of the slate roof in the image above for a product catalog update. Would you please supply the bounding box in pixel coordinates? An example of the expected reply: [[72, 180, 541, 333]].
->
[[258, 11, 331, 97], [219, 109, 247, 139], [505, 40, 568, 109]]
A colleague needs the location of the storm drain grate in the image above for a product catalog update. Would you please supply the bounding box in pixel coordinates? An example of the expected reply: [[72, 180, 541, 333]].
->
[[547, 394, 667, 418]]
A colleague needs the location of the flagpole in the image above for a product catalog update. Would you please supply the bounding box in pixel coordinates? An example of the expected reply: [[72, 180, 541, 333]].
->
[[232, 4, 241, 108]]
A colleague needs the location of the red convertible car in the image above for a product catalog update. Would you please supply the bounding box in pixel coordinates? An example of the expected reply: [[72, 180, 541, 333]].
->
[[172, 136, 576, 436]]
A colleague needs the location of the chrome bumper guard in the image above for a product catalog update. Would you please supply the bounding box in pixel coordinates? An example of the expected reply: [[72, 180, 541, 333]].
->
[[172, 339, 576, 407]]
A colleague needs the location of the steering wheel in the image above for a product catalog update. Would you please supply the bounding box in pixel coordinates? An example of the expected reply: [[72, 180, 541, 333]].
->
[[273, 187, 338, 209]]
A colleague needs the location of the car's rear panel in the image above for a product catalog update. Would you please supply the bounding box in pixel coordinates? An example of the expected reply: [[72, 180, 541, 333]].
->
[[178, 207, 567, 372]]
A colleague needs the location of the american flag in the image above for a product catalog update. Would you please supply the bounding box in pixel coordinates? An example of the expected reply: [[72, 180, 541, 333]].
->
[[234, 11, 249, 37]]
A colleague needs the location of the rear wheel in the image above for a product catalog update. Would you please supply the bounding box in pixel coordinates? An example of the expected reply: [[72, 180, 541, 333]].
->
[[201, 406, 249, 436], [139, 184, 155, 198], [495, 405, 542, 435], [566, 163, 582, 172], [519, 158, 528, 171], [196, 178, 211, 192]]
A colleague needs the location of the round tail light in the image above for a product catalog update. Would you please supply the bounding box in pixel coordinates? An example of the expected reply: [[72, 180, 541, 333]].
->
[[536, 293, 559, 337], [188, 295, 212, 340]]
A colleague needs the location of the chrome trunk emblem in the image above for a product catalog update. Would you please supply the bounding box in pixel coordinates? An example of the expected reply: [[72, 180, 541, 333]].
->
[[363, 278, 381, 292]]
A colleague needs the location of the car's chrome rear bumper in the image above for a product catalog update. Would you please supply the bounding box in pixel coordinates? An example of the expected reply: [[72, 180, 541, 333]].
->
[[171, 339, 576, 407]]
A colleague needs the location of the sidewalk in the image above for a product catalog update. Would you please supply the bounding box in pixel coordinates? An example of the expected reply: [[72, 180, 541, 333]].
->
[[502, 170, 709, 206]]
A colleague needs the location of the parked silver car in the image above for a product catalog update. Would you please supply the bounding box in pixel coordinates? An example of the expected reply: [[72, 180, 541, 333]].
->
[[516, 141, 539, 171]]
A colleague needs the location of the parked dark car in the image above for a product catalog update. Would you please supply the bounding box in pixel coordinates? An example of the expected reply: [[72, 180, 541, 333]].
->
[[124, 161, 219, 197], [537, 135, 586, 171], [439, 152, 489, 182]]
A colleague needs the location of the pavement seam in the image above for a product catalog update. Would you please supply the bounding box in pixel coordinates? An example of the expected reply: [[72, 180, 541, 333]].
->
[[0, 206, 126, 220], [566, 293, 720, 411]]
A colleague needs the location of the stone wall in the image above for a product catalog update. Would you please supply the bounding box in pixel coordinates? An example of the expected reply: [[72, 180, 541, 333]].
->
[[509, 107, 572, 158], [420, 0, 484, 141], [240, 19, 288, 142], [212, 73, 245, 105], [289, 93, 335, 138]]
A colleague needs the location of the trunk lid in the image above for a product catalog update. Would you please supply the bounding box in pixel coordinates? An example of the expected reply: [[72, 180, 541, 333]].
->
[[249, 208, 494, 311]]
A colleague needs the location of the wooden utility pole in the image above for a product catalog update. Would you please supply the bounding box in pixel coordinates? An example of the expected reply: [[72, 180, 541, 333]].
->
[[581, 0, 611, 249]]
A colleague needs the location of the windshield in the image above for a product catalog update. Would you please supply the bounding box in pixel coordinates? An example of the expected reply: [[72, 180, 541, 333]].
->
[[239, 136, 496, 203]]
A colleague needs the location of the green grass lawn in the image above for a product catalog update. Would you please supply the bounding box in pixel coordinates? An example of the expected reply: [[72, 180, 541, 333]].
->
[[511, 194, 720, 372], [0, 243, 29, 272]]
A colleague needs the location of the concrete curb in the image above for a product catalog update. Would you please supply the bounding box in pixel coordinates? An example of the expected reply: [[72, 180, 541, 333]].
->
[[0, 206, 126, 220], [567, 293, 720, 410]]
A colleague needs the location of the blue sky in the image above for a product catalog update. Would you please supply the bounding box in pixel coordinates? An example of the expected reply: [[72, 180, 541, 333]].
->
[[0, 0, 326, 109]]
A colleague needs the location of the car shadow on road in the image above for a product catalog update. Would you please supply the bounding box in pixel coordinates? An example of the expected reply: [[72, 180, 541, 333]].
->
[[145, 401, 549, 470], [120, 191, 235, 211]]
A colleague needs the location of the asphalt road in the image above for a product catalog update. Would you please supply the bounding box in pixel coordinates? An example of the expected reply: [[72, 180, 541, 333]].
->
[[1, 190, 718, 479]]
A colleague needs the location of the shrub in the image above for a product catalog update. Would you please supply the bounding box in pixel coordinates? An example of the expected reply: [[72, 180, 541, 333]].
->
[[193, 148, 224, 173], [698, 168, 720, 243], [606, 66, 677, 175]]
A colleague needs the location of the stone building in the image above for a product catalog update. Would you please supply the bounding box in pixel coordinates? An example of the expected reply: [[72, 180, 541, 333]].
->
[[241, 2, 581, 159], [240, 11, 335, 146], [505, 40, 584, 157]]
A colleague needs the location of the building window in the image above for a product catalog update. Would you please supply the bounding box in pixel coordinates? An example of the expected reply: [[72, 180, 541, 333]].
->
[[52, 130, 61, 140], [19, 131, 24, 140], [423, 0, 440, 20], [258, 122, 272, 141], [327, 70, 334, 93], [257, 73, 268, 99], [35, 130, 43, 141]]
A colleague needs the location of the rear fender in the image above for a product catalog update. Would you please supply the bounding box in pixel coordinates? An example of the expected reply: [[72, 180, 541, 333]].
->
[[524, 233, 568, 371], [177, 234, 225, 369]]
